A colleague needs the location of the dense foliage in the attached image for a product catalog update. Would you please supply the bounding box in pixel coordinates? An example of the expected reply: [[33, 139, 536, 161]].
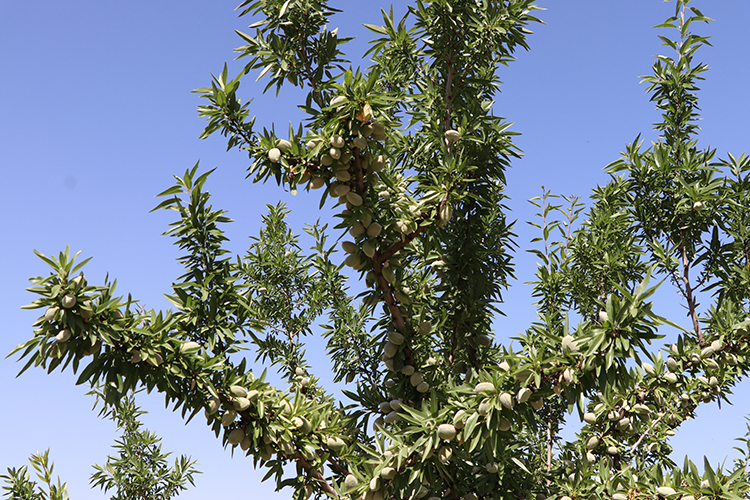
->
[[10, 1, 750, 499]]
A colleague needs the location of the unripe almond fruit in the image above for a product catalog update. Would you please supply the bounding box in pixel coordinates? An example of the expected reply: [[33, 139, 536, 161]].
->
[[499, 392, 514, 409], [438, 446, 452, 463], [349, 221, 366, 237], [642, 362, 655, 376], [437, 423, 457, 441], [387, 331, 404, 345], [79, 302, 94, 319], [380, 467, 396, 480], [233, 397, 250, 411], [362, 241, 376, 258], [444, 130, 461, 143], [382, 266, 395, 283], [598, 310, 609, 322], [230, 385, 247, 398], [180, 341, 200, 354], [310, 177, 325, 189], [330, 96, 347, 107], [344, 474, 358, 490], [517, 387, 532, 403], [416, 381, 430, 393], [656, 487, 677, 497], [221, 410, 237, 426], [56, 328, 72, 342], [334, 184, 351, 197], [44, 306, 59, 322], [327, 436, 345, 454], [586, 436, 600, 449], [384, 411, 400, 423], [474, 382, 496, 394], [268, 148, 281, 163], [227, 428, 245, 446], [478, 398, 491, 416], [498, 418, 511, 432], [666, 358, 679, 372], [207, 397, 220, 414], [561, 335, 578, 353], [530, 399, 544, 410], [240, 436, 252, 451], [346, 192, 363, 206], [276, 139, 292, 152], [367, 222, 382, 237], [583, 412, 597, 424], [62, 294, 77, 309]]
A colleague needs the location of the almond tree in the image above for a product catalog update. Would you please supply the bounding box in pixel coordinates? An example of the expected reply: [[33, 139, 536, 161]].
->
[[10, 1, 750, 500]]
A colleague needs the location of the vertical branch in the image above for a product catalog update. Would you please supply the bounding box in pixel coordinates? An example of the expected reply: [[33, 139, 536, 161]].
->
[[681, 244, 704, 345]]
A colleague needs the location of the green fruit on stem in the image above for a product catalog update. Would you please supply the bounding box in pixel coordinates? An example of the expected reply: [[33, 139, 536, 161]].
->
[[44, 306, 59, 322], [62, 294, 77, 309], [334, 184, 351, 197], [330, 96, 347, 107], [586, 436, 600, 449], [207, 397, 220, 414], [230, 385, 248, 398], [367, 222, 382, 237], [56, 328, 72, 342], [227, 428, 245, 446], [384, 341, 398, 358], [233, 397, 250, 411], [530, 399, 544, 410], [474, 382, 496, 394], [656, 487, 677, 497], [387, 331, 404, 345], [499, 392, 514, 409], [517, 387, 532, 404], [268, 148, 281, 163], [437, 423, 457, 441], [346, 191, 363, 206], [276, 139, 292, 152], [327, 436, 346, 454], [344, 474, 358, 490], [561, 335, 578, 353], [363, 241, 376, 258], [380, 467, 396, 480], [478, 398, 490, 416], [221, 410, 237, 426], [444, 130, 461, 143]]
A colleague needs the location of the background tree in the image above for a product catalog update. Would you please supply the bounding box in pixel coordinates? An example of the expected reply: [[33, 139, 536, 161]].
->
[[89, 388, 199, 500], [9, 1, 750, 500], [2, 450, 69, 500], [2, 389, 198, 500]]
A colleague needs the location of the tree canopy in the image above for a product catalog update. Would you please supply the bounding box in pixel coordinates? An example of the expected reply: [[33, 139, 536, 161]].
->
[[10, 1, 750, 499]]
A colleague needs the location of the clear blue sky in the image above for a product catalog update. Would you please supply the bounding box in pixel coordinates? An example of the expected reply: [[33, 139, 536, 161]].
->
[[2, 2, 749, 499]]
